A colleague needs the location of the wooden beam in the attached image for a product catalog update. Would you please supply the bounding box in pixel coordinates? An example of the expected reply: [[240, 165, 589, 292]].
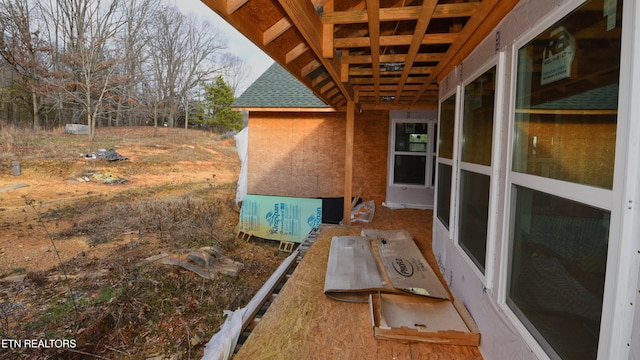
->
[[413, 0, 520, 103], [202, 0, 340, 108], [227, 0, 249, 14], [326, 87, 340, 99], [277, 0, 353, 102], [395, 0, 438, 103], [286, 42, 309, 64], [349, 66, 433, 76], [341, 49, 349, 82], [333, 33, 458, 48], [320, 81, 335, 94], [203, 0, 286, 66], [342, 53, 444, 64], [343, 101, 355, 226], [240, 250, 300, 333], [322, 3, 480, 24], [322, 0, 334, 58], [301, 59, 322, 77], [312, 72, 330, 86], [358, 84, 422, 91], [263, 17, 292, 45], [351, 76, 433, 85], [366, 0, 380, 104]]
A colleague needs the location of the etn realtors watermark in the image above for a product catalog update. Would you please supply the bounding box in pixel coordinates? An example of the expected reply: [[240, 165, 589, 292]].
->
[[1, 338, 77, 349]]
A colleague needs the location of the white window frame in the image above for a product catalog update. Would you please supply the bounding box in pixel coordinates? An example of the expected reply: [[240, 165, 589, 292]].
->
[[496, 1, 630, 358], [387, 117, 437, 189], [435, 86, 461, 238], [453, 58, 503, 289]]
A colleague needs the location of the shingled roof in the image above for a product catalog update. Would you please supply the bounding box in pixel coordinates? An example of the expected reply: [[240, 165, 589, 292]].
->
[[233, 63, 329, 109]]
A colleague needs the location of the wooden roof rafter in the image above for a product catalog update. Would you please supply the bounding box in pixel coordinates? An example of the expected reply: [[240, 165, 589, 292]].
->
[[277, 0, 354, 103], [201, 0, 522, 110], [321, 3, 481, 25], [413, 0, 521, 104], [365, 0, 381, 104], [393, 0, 439, 104]]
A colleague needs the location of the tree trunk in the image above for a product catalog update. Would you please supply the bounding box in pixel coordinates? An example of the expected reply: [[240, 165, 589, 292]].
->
[[31, 91, 40, 130], [153, 101, 158, 138], [184, 100, 189, 130]]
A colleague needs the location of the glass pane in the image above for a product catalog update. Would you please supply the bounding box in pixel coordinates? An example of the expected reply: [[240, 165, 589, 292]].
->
[[458, 171, 490, 273], [508, 185, 609, 360], [394, 155, 426, 185], [431, 124, 437, 187], [512, 0, 622, 189], [439, 95, 456, 159], [436, 163, 452, 229], [395, 122, 428, 152], [462, 66, 496, 166]]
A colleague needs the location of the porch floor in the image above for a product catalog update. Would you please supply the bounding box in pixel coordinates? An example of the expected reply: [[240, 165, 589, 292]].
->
[[233, 206, 483, 360]]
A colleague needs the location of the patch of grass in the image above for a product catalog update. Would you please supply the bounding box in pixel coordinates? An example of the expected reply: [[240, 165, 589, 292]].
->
[[51, 187, 231, 250], [0, 126, 281, 359], [0, 267, 26, 278]]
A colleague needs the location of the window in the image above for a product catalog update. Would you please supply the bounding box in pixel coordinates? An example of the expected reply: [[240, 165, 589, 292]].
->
[[436, 163, 452, 228], [437, 94, 456, 229], [507, 1, 621, 358], [458, 66, 496, 274], [462, 67, 496, 167], [391, 122, 432, 186], [507, 186, 609, 360], [438, 95, 456, 160], [458, 170, 490, 271], [512, 0, 621, 189]]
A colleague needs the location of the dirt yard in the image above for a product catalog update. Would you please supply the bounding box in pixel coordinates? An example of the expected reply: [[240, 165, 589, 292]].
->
[[0, 126, 285, 359]]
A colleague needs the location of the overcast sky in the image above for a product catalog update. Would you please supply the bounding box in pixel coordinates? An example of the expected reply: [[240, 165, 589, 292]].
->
[[173, 0, 274, 87]]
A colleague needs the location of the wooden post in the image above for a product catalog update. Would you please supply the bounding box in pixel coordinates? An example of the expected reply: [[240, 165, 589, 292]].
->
[[343, 101, 355, 225]]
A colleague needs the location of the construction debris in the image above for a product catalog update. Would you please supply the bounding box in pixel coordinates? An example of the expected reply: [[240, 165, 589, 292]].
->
[[81, 148, 128, 161], [158, 249, 244, 280]]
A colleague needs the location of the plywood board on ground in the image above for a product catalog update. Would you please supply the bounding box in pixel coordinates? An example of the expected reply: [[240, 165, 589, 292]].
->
[[370, 293, 481, 346], [233, 208, 483, 360]]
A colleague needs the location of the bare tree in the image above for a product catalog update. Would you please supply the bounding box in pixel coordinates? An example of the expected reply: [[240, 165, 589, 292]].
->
[[148, 6, 228, 128], [44, 0, 125, 139], [112, 0, 158, 127], [219, 53, 252, 96], [0, 0, 254, 133], [0, 0, 51, 129]]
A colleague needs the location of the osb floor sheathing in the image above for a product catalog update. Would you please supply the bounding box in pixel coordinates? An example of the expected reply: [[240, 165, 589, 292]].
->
[[234, 207, 483, 360]]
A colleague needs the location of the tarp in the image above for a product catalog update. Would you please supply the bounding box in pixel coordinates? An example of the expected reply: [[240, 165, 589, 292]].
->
[[239, 194, 322, 243], [233, 127, 248, 204]]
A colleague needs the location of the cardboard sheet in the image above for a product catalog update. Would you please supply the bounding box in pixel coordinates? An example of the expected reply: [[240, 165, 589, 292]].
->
[[323, 234, 449, 302], [375, 237, 450, 299], [370, 293, 481, 346], [324, 236, 391, 302]]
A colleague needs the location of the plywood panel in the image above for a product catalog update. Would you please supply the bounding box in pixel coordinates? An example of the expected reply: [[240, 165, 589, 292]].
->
[[247, 110, 389, 204], [234, 208, 483, 360]]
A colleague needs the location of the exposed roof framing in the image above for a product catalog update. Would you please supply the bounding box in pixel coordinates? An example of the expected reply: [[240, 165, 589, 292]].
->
[[202, 0, 520, 110]]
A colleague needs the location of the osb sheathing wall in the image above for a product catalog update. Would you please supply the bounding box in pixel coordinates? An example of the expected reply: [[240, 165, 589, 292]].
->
[[247, 110, 389, 204]]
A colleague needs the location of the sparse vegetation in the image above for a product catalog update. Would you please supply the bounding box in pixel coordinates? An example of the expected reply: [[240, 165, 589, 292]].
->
[[0, 126, 283, 359]]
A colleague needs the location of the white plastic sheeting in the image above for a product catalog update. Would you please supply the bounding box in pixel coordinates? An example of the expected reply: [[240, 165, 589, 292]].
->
[[202, 308, 247, 360], [234, 127, 249, 204]]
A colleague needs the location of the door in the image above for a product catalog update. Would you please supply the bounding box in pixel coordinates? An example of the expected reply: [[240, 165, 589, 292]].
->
[[385, 111, 437, 209]]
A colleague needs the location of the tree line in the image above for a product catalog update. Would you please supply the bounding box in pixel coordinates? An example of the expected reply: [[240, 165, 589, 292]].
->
[[0, 0, 249, 138]]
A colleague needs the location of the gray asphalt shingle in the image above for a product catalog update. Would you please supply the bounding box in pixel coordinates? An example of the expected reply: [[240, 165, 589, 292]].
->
[[232, 63, 329, 108]]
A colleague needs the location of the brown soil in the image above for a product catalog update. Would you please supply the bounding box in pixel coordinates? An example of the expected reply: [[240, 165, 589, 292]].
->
[[0, 126, 284, 359], [1, 127, 238, 272]]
